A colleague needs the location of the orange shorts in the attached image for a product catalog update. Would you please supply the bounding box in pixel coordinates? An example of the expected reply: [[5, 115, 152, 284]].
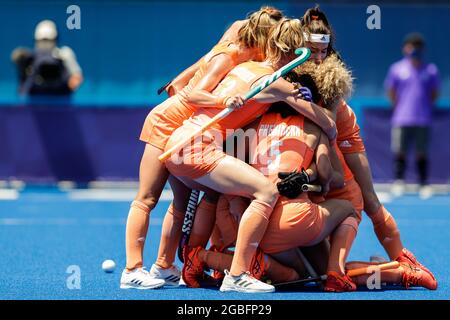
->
[[164, 122, 227, 179], [326, 178, 363, 223], [260, 195, 325, 254], [140, 96, 195, 151]]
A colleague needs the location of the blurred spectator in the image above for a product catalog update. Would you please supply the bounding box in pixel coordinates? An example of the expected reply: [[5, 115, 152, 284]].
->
[[384, 33, 440, 199], [11, 20, 83, 96]]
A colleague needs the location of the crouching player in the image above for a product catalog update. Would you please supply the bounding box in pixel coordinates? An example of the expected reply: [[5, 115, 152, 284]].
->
[[182, 99, 360, 292]]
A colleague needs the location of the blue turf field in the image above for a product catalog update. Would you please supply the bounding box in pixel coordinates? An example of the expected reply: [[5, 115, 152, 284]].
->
[[0, 187, 449, 300]]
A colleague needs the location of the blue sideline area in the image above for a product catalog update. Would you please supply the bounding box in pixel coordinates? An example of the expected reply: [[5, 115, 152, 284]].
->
[[0, 187, 448, 300]]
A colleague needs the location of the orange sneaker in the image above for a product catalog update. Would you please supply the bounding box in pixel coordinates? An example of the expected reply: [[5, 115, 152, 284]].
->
[[400, 261, 437, 290], [396, 248, 436, 283], [324, 271, 357, 292], [182, 245, 207, 288]]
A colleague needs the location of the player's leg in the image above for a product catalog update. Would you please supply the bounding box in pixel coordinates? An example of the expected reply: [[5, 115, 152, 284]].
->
[[313, 199, 358, 292], [193, 155, 278, 292], [183, 245, 298, 287], [182, 194, 236, 287], [346, 260, 436, 290], [345, 150, 437, 282], [121, 144, 168, 289], [125, 144, 169, 271], [188, 192, 220, 248], [346, 261, 402, 286], [212, 195, 241, 249], [344, 152, 404, 260], [148, 175, 193, 286]]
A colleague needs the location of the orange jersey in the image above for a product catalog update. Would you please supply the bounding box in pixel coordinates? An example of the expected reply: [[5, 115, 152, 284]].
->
[[187, 61, 273, 135], [178, 41, 239, 105], [336, 100, 366, 154], [164, 61, 273, 179], [140, 41, 240, 150], [335, 144, 354, 182], [252, 113, 314, 185]]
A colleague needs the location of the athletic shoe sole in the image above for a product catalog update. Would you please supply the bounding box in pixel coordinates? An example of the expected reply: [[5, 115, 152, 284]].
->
[[119, 282, 164, 290], [219, 285, 274, 293]]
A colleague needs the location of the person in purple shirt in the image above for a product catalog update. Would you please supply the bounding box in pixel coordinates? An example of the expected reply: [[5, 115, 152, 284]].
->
[[384, 33, 440, 198]]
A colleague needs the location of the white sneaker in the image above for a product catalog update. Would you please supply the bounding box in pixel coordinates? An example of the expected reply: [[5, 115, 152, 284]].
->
[[391, 180, 405, 197], [120, 267, 165, 290], [219, 270, 274, 293], [149, 264, 181, 287], [419, 185, 433, 200]]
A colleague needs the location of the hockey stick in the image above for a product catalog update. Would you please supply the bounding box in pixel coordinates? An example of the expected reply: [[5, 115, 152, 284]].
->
[[301, 184, 322, 192], [157, 81, 172, 95], [177, 189, 200, 262], [158, 47, 311, 162], [275, 261, 400, 288]]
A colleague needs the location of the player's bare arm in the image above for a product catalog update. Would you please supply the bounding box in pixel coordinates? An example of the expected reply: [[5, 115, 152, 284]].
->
[[168, 56, 204, 95], [252, 77, 337, 141], [184, 55, 237, 108]]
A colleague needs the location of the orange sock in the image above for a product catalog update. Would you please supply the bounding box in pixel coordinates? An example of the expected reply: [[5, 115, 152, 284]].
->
[[209, 225, 225, 249], [155, 202, 185, 269], [229, 200, 273, 276], [125, 200, 150, 271], [265, 254, 299, 283], [215, 196, 238, 248], [199, 248, 233, 272], [347, 262, 403, 285], [370, 205, 403, 260], [188, 198, 217, 248], [328, 216, 358, 275]]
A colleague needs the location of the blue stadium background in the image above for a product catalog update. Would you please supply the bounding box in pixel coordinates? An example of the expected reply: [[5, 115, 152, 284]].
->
[[1, 0, 449, 106], [0, 0, 449, 183]]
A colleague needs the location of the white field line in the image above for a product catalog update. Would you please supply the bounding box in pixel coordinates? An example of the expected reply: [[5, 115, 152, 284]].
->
[[67, 189, 173, 202]]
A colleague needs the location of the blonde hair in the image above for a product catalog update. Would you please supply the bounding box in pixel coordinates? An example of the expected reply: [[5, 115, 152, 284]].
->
[[266, 18, 304, 65], [294, 54, 353, 109], [237, 6, 283, 54]]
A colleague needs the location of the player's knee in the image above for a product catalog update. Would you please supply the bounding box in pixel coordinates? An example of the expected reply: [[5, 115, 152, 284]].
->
[[254, 181, 278, 206], [342, 215, 359, 233], [134, 194, 158, 211]]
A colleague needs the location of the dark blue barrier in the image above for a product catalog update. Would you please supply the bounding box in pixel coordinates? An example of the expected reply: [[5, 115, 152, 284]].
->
[[0, 105, 149, 183], [1, 105, 449, 183], [362, 108, 450, 183]]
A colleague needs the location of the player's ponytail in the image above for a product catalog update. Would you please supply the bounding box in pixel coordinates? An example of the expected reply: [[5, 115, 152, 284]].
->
[[237, 6, 283, 56], [302, 5, 331, 29], [266, 18, 304, 65]]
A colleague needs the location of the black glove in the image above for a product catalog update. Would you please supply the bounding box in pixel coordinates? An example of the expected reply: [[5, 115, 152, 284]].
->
[[276, 168, 310, 199]]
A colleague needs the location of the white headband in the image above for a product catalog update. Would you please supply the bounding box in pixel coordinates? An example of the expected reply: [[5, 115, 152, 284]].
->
[[303, 32, 330, 44]]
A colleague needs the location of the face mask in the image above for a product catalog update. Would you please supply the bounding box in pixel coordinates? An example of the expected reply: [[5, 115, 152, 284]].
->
[[407, 48, 423, 60]]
